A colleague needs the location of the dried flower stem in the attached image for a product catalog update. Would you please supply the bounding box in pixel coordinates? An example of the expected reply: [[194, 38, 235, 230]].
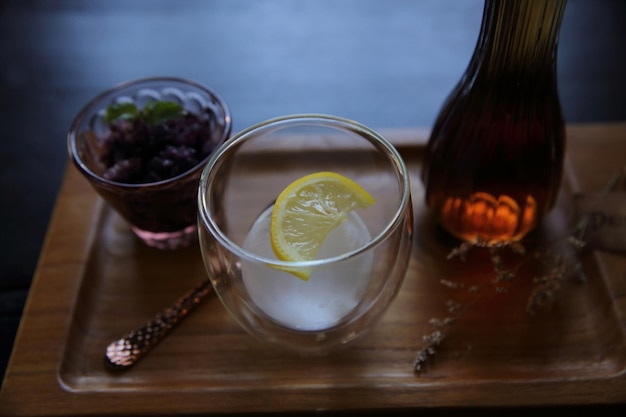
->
[[414, 229, 587, 373]]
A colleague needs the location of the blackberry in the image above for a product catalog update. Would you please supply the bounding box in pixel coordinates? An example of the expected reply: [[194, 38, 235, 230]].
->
[[100, 110, 216, 184]]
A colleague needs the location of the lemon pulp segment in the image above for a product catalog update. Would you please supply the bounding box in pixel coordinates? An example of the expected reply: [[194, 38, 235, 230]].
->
[[270, 171, 375, 280]]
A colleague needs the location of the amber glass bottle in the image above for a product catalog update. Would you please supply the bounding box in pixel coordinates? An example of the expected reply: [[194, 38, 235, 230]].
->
[[421, 0, 567, 246]]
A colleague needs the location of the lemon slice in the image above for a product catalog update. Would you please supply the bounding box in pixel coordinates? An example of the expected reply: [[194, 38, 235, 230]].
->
[[270, 171, 375, 280]]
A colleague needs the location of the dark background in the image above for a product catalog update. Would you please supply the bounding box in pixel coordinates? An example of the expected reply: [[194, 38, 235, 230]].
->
[[1, 0, 625, 410]]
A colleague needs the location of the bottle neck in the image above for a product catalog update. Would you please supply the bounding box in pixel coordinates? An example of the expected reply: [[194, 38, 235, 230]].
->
[[470, 0, 567, 78]]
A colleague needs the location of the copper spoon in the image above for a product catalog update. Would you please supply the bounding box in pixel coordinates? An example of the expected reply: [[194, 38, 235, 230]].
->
[[104, 278, 213, 370]]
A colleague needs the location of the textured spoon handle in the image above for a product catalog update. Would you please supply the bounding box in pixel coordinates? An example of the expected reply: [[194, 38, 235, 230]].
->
[[104, 278, 213, 370]]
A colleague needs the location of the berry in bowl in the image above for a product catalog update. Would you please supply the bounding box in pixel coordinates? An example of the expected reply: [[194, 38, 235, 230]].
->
[[68, 77, 232, 249]]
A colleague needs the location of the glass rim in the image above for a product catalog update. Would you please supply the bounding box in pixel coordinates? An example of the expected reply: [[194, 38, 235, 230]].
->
[[67, 76, 233, 189], [197, 113, 412, 269]]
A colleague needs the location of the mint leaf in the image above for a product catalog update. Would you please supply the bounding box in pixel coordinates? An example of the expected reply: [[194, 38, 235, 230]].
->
[[104, 100, 185, 126], [142, 101, 185, 125], [104, 102, 139, 124]]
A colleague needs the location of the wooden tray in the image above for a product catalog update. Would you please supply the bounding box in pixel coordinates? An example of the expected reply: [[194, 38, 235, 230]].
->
[[2, 125, 626, 416]]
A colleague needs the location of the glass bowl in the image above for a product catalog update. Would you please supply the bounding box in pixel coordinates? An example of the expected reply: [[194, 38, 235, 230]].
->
[[68, 77, 232, 249]]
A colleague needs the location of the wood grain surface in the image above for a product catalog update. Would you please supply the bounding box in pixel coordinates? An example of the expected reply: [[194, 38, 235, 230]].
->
[[0, 125, 625, 416]]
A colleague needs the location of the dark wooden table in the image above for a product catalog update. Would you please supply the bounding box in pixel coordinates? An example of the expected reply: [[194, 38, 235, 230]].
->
[[1, 0, 626, 415]]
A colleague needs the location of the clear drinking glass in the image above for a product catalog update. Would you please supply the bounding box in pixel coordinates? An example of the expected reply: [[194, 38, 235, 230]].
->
[[68, 77, 232, 250], [197, 114, 413, 354]]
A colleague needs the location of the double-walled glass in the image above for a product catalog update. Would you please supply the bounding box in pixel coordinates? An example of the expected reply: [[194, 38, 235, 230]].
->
[[198, 114, 413, 354]]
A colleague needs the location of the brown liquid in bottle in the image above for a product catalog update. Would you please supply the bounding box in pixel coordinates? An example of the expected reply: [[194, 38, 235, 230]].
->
[[421, 0, 567, 246]]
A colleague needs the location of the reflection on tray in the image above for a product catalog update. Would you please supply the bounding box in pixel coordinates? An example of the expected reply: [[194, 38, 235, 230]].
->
[[411, 169, 624, 376]]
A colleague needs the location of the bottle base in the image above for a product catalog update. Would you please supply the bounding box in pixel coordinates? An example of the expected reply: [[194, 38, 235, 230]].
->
[[436, 192, 538, 246]]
